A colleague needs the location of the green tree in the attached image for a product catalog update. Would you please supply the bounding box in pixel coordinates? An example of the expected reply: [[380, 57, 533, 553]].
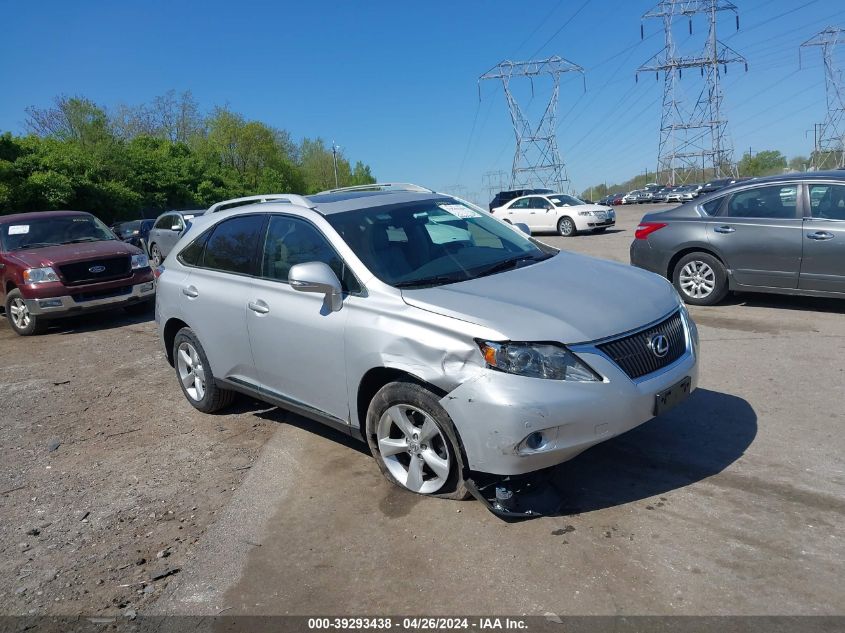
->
[[737, 150, 786, 177]]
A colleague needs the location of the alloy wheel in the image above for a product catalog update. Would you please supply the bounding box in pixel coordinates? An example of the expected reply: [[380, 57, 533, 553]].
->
[[376, 404, 451, 494], [9, 297, 31, 330], [559, 218, 574, 236], [150, 245, 162, 267], [679, 260, 716, 299], [176, 341, 206, 401]]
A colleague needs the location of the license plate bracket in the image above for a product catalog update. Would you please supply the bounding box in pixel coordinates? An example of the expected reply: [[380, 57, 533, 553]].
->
[[654, 376, 692, 416]]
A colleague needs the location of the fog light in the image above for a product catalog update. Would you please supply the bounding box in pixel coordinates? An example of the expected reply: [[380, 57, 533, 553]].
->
[[525, 432, 546, 451], [139, 282, 155, 293], [39, 298, 63, 308]]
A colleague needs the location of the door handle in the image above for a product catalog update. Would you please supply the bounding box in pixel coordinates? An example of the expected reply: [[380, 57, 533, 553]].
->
[[248, 300, 270, 314], [807, 231, 834, 241], [714, 225, 736, 234], [182, 286, 198, 298]]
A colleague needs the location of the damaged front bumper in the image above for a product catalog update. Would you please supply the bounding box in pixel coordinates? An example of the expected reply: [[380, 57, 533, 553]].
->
[[439, 342, 698, 478]]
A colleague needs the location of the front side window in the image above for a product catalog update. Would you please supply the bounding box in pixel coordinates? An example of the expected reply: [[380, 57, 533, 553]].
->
[[153, 215, 171, 230], [261, 215, 360, 292], [327, 198, 556, 288], [725, 185, 798, 219], [0, 214, 116, 251], [808, 184, 845, 221], [529, 197, 550, 209], [201, 215, 265, 274]]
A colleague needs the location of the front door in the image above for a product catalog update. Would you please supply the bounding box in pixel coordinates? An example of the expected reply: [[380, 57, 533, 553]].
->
[[708, 183, 803, 289], [504, 197, 532, 226], [800, 183, 845, 294], [246, 214, 354, 424]]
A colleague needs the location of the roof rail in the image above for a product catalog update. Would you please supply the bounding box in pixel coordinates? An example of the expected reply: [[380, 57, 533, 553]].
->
[[207, 194, 313, 214], [316, 182, 434, 195]]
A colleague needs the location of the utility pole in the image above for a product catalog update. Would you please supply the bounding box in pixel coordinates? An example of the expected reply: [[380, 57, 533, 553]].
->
[[800, 27, 845, 169], [331, 141, 340, 188], [637, 0, 747, 186], [479, 56, 585, 193]]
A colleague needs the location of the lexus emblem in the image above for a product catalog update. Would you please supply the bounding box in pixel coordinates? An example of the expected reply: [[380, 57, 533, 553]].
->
[[89, 265, 106, 274], [648, 334, 670, 358]]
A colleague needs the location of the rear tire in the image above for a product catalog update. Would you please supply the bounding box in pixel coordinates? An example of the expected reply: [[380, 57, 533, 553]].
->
[[557, 216, 576, 237], [5, 289, 46, 336], [366, 381, 469, 500], [173, 327, 235, 413], [672, 252, 729, 306]]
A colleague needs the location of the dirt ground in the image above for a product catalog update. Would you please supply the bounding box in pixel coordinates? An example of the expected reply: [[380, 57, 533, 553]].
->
[[0, 309, 274, 616]]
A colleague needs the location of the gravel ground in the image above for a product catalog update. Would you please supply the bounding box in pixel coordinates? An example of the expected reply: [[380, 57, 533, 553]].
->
[[0, 309, 274, 616]]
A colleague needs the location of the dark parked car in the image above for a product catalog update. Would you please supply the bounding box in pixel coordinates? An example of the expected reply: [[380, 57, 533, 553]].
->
[[610, 192, 626, 205], [147, 210, 205, 266], [489, 188, 553, 212], [699, 177, 751, 194], [1, 211, 155, 335], [597, 192, 624, 206], [630, 172, 845, 305], [112, 219, 155, 251]]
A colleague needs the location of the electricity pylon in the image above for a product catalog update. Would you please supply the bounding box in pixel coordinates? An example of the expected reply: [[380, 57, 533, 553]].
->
[[479, 56, 584, 193], [638, 0, 747, 185], [801, 27, 845, 169], [482, 170, 508, 201]]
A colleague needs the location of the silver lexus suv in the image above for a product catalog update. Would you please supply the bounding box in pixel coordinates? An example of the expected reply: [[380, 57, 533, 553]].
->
[[156, 184, 699, 499]]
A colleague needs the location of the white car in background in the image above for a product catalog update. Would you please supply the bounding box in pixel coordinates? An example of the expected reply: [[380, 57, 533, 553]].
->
[[491, 193, 615, 237]]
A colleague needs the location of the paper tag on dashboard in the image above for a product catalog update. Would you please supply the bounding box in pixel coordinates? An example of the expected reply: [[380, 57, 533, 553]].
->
[[438, 204, 480, 219], [8, 225, 29, 235]]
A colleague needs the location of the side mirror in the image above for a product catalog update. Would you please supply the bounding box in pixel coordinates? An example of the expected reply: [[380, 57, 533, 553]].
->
[[171, 224, 182, 231], [288, 261, 343, 312], [514, 222, 531, 236]]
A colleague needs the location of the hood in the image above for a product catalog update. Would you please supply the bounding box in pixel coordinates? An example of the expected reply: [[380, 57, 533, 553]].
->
[[5, 240, 141, 269], [565, 204, 613, 213], [401, 252, 679, 343]]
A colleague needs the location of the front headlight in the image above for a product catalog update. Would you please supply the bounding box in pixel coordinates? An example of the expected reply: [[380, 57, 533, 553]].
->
[[23, 267, 60, 284], [477, 340, 601, 381], [131, 254, 149, 269], [578, 211, 593, 216]]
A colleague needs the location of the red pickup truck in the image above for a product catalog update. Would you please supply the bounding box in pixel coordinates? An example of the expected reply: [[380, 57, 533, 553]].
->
[[1, 211, 155, 335]]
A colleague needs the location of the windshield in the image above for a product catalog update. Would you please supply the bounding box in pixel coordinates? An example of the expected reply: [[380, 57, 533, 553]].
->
[[326, 198, 556, 288], [549, 195, 584, 207], [1, 214, 116, 251]]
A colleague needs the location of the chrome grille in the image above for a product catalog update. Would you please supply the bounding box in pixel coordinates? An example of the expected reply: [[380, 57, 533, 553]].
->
[[597, 312, 686, 379]]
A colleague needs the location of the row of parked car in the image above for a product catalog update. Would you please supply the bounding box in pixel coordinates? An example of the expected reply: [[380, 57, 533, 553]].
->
[[596, 177, 753, 206]]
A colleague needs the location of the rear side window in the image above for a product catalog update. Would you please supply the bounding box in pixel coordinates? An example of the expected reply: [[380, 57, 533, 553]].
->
[[260, 215, 360, 293], [178, 230, 211, 266], [725, 185, 798, 219], [700, 197, 724, 215], [202, 215, 265, 274], [808, 184, 845, 221]]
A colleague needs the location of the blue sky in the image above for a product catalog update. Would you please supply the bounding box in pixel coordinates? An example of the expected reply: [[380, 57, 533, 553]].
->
[[1, 0, 844, 202]]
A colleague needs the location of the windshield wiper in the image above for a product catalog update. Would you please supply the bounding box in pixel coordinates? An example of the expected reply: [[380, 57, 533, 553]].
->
[[475, 254, 550, 278], [394, 274, 468, 289], [62, 237, 105, 244], [13, 242, 61, 250]]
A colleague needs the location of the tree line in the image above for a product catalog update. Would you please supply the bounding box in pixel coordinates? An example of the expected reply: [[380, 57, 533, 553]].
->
[[580, 150, 811, 200], [0, 91, 376, 223]]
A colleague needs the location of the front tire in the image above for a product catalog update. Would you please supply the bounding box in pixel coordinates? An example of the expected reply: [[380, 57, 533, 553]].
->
[[672, 252, 729, 306], [5, 289, 46, 336], [557, 216, 576, 237], [173, 327, 235, 413], [366, 381, 469, 500]]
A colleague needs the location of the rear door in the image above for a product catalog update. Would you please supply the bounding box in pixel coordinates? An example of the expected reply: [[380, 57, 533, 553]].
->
[[707, 183, 803, 289], [800, 182, 845, 294], [158, 214, 185, 257], [178, 214, 266, 384]]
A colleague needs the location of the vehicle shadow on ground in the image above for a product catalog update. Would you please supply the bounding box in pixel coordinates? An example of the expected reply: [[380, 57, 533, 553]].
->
[[536, 388, 757, 516], [249, 404, 371, 456], [0, 306, 155, 335], [724, 293, 845, 314], [534, 229, 625, 237]]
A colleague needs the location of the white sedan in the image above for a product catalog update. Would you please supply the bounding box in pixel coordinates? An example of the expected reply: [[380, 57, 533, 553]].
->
[[491, 193, 616, 236]]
